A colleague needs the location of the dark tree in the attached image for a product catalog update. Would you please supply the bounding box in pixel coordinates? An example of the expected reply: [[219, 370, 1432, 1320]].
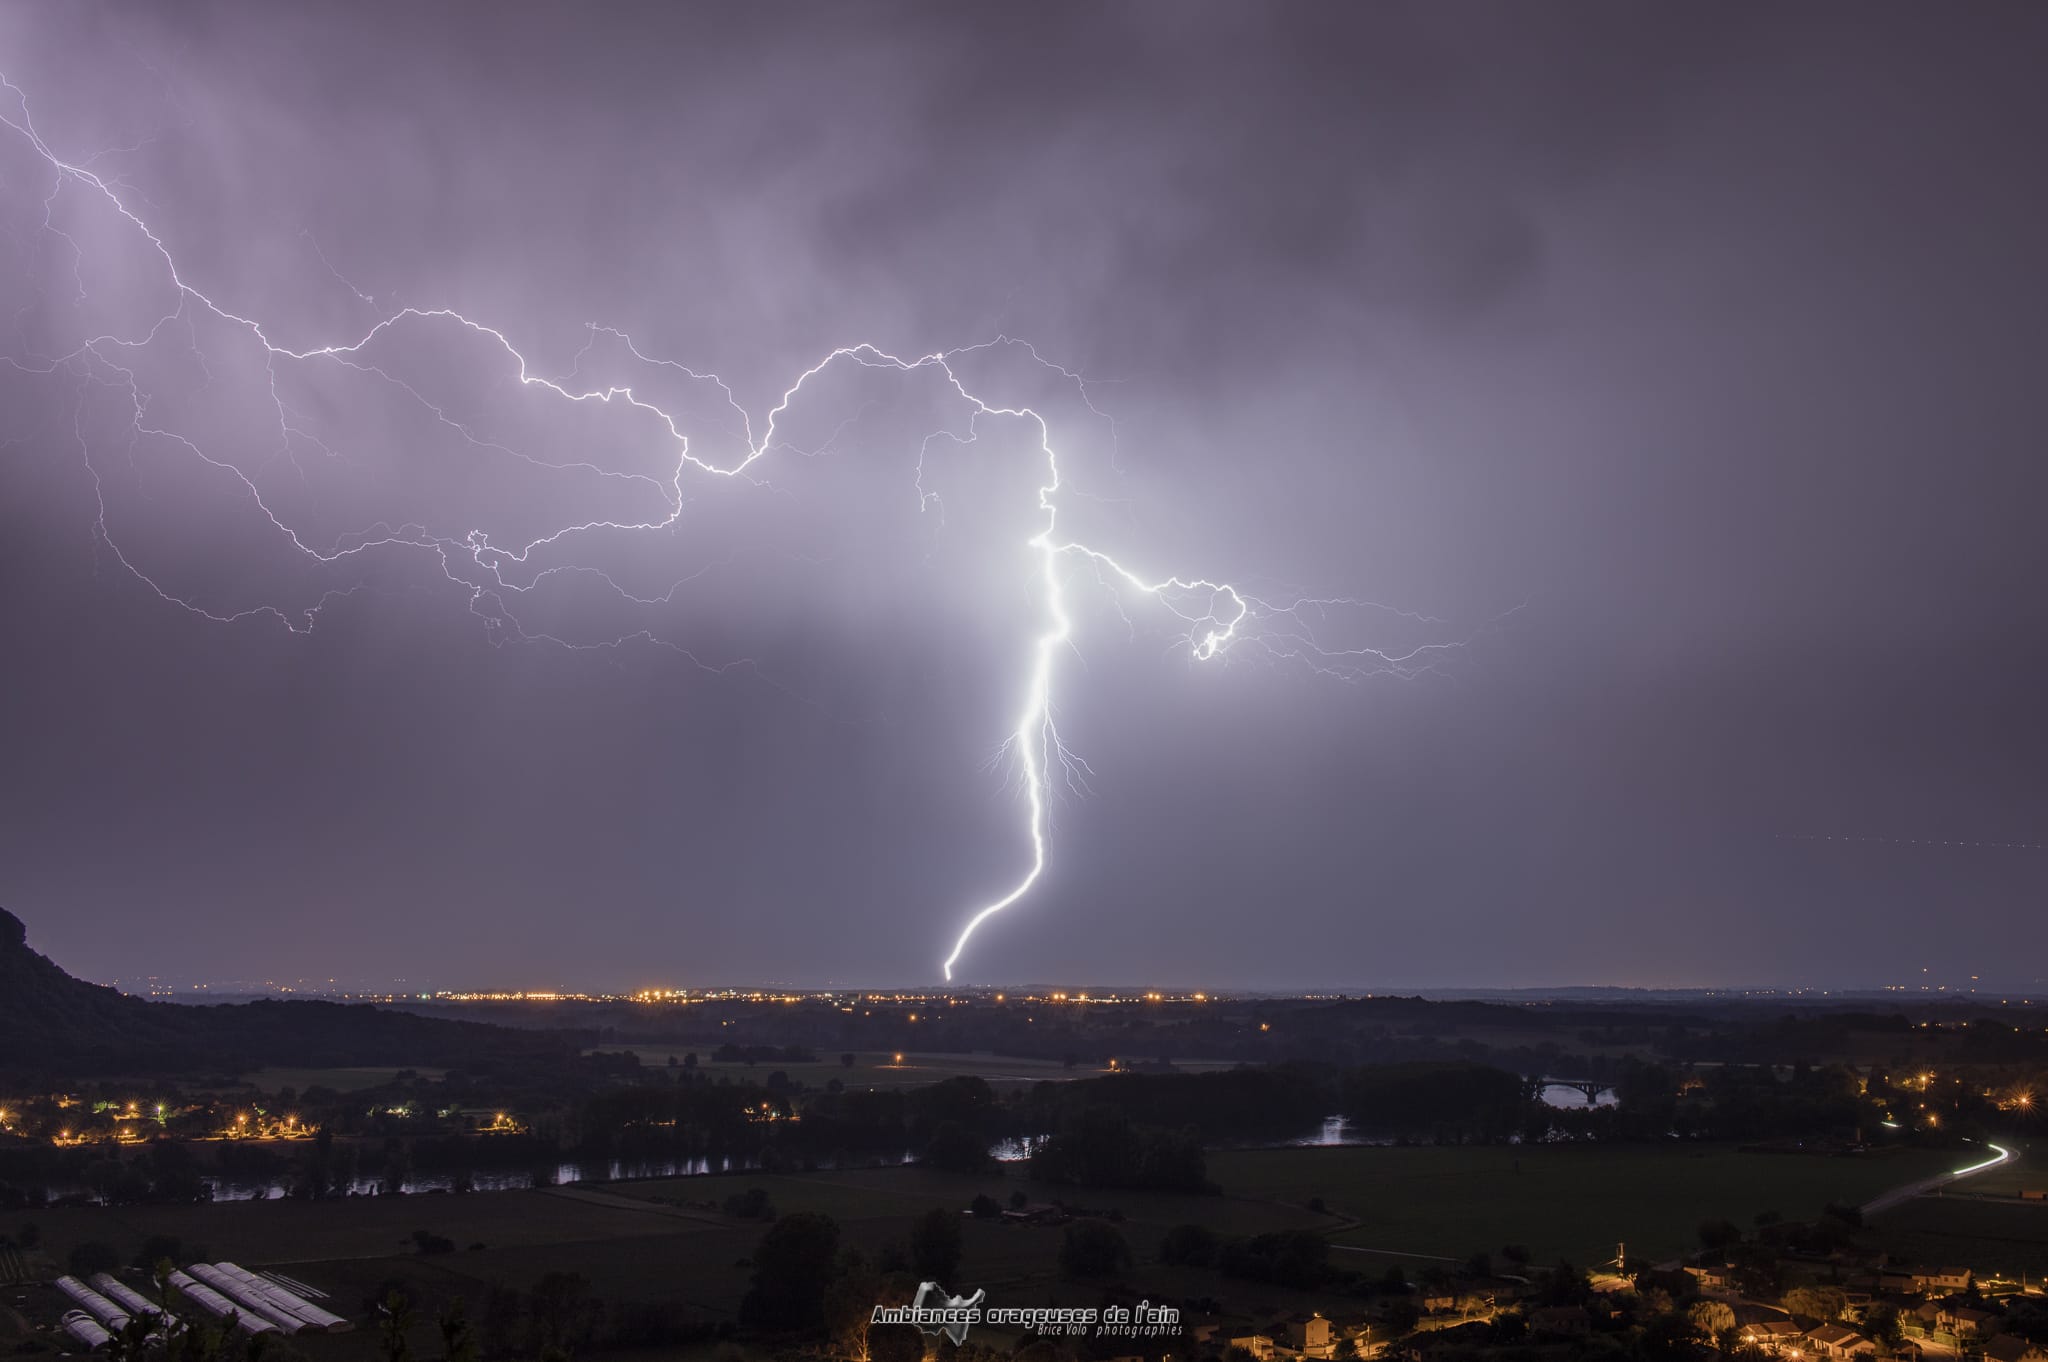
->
[[1218, 1231, 1328, 1289], [68, 1240, 121, 1278], [1058, 1220, 1131, 1279], [909, 1207, 963, 1284], [921, 1119, 992, 1174], [525, 1272, 595, 1359], [1027, 1106, 1206, 1192], [377, 1289, 415, 1362], [437, 1299, 478, 1362], [1865, 1303, 1904, 1347], [1697, 1219, 1743, 1252], [1158, 1223, 1219, 1268], [480, 1285, 522, 1359], [1537, 1260, 1590, 1307], [822, 1253, 882, 1361], [741, 1212, 842, 1332], [1635, 1311, 1702, 1362]]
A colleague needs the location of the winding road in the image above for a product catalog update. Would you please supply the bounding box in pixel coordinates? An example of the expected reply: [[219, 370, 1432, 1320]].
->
[[1861, 1141, 2014, 1217]]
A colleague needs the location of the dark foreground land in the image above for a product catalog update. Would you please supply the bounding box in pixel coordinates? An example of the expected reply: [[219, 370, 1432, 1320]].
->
[[4, 907, 2047, 1361], [3, 1137, 2002, 1361]]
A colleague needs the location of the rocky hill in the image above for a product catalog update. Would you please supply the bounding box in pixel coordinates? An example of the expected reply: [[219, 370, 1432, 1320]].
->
[[0, 907, 573, 1080]]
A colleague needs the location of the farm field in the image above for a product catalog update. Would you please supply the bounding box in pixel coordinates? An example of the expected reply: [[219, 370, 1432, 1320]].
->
[[25, 1185, 723, 1267], [610, 1163, 1327, 1240], [1869, 1194, 2048, 1280], [27, 1142, 1967, 1282], [237, 1066, 449, 1094], [595, 1048, 1235, 1092], [1927, 1138, 2042, 1198], [15, 1140, 1982, 1360], [1212, 1142, 1961, 1267]]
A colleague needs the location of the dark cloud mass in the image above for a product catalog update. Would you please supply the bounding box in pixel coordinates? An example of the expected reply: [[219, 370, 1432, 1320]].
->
[[1, 3, 2044, 991]]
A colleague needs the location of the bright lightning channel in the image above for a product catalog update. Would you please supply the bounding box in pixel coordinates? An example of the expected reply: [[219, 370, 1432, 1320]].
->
[[0, 75, 1487, 982]]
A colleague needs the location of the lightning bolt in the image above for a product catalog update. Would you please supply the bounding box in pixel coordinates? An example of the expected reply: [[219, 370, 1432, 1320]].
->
[[0, 74, 1496, 982]]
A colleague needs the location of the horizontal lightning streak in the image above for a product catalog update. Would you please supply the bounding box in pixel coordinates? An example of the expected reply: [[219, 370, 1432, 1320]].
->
[[0, 75, 1490, 980]]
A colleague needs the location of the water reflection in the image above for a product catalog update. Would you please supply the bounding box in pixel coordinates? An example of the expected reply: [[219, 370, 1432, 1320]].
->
[[1290, 1115, 1357, 1147], [987, 1134, 1047, 1163], [1539, 1083, 1617, 1110], [203, 1154, 768, 1202], [64, 1116, 1443, 1204]]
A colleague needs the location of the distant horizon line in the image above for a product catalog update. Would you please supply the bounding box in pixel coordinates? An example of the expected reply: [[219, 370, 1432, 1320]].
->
[[100, 977, 2048, 1005]]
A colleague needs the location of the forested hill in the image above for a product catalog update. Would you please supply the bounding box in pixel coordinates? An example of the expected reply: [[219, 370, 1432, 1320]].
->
[[0, 907, 578, 1080]]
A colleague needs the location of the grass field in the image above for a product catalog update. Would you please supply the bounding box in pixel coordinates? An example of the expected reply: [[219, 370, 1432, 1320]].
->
[[25, 1185, 718, 1266], [609, 1162, 1326, 1239], [1928, 1138, 2043, 1198], [1213, 1143, 1960, 1268], [17, 1140, 1975, 1360], [1856, 1137, 2048, 1280], [26, 1143, 1962, 1279], [1868, 1195, 2048, 1279], [237, 1066, 448, 1094], [596, 1048, 1233, 1092]]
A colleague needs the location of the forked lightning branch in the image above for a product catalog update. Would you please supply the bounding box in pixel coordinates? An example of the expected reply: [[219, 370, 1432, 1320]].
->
[[1, 74, 1474, 980]]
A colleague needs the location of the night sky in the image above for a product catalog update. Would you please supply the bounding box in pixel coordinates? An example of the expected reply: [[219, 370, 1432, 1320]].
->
[[2, 3, 2045, 992]]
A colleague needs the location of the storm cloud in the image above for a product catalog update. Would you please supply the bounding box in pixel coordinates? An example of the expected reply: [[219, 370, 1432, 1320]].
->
[[2, 2, 2044, 991]]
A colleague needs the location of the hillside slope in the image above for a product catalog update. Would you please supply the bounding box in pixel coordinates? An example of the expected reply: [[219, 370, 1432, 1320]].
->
[[0, 907, 574, 1079]]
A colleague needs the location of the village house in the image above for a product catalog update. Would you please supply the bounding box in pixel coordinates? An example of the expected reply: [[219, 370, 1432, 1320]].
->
[[1803, 1323, 1876, 1360], [1351, 1330, 1389, 1361], [1526, 1307, 1589, 1338], [1935, 1304, 1999, 1338], [1878, 1271, 1920, 1297], [1986, 1335, 2048, 1362], [1229, 1334, 1277, 1361], [1283, 1314, 1338, 1360], [1909, 1267, 1971, 1294], [1685, 1264, 1735, 1296], [1739, 1319, 1806, 1352]]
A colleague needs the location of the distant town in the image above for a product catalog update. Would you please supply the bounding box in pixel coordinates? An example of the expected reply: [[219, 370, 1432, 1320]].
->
[[7, 905, 2048, 1362], [102, 980, 2048, 1005]]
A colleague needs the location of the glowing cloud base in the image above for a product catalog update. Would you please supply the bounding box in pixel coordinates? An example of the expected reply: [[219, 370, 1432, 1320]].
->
[[1, 78, 1477, 980]]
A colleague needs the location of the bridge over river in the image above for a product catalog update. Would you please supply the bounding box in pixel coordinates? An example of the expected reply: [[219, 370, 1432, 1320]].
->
[[1537, 1077, 1617, 1107]]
